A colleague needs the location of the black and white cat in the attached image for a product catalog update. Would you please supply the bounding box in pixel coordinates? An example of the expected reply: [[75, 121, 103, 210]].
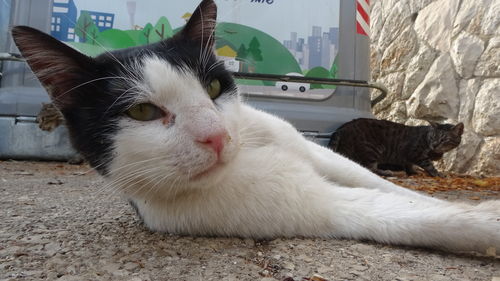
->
[[12, 0, 499, 255]]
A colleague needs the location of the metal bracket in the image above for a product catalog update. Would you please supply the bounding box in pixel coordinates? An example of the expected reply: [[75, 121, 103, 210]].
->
[[0, 52, 24, 62], [0, 53, 25, 81], [231, 72, 388, 107]]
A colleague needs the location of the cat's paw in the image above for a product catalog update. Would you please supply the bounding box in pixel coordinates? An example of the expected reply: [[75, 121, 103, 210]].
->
[[375, 169, 395, 177], [427, 171, 444, 177]]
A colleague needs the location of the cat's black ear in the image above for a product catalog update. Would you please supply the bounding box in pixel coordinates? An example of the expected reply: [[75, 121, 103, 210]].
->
[[180, 0, 217, 47], [11, 26, 95, 108], [453, 123, 464, 135]]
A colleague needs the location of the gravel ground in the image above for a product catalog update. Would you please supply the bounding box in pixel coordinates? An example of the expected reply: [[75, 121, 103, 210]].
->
[[1, 161, 499, 281]]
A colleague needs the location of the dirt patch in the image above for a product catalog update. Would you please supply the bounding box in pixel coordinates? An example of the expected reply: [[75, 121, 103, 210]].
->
[[1, 161, 499, 281]]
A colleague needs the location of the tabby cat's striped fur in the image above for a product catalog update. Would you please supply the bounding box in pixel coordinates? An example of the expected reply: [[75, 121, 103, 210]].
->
[[329, 118, 464, 177]]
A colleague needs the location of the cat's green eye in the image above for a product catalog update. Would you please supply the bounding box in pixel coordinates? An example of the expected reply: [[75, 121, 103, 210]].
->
[[126, 103, 164, 121], [207, 79, 221, 99]]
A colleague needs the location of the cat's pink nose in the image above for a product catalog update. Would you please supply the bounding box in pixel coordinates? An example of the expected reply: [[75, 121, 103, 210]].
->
[[197, 132, 227, 158]]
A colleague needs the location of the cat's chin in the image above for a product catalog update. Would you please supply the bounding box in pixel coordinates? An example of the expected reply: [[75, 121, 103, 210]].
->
[[191, 161, 226, 181]]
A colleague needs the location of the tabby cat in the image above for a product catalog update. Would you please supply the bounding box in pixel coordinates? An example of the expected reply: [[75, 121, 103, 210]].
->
[[11, 0, 499, 255], [329, 118, 464, 177]]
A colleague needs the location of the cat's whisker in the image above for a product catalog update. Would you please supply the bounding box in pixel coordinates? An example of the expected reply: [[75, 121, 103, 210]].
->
[[51, 76, 135, 104], [103, 85, 143, 115], [142, 170, 178, 200], [205, 60, 224, 75], [102, 168, 163, 200], [93, 161, 167, 197], [103, 155, 170, 176], [125, 170, 170, 199]]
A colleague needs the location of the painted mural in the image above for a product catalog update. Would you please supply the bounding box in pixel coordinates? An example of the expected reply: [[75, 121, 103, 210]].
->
[[50, 0, 340, 91]]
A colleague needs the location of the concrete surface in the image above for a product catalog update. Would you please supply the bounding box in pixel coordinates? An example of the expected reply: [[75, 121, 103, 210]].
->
[[1, 161, 499, 281]]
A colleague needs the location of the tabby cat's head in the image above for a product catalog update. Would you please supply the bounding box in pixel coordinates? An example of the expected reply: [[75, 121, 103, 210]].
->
[[12, 0, 241, 194], [427, 122, 464, 154]]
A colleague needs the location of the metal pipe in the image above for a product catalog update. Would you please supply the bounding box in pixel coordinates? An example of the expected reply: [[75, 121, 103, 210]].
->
[[0, 56, 388, 107], [231, 72, 388, 107]]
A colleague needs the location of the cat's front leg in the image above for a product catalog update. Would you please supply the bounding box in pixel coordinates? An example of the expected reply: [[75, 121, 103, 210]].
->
[[303, 141, 441, 201], [417, 160, 443, 177], [367, 162, 395, 177], [404, 163, 418, 176]]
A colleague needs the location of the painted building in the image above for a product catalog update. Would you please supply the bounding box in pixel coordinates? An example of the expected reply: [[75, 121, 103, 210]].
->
[[81, 10, 114, 32], [50, 0, 77, 41]]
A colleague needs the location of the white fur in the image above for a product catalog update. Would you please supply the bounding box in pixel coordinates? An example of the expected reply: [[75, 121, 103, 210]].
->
[[108, 57, 500, 254]]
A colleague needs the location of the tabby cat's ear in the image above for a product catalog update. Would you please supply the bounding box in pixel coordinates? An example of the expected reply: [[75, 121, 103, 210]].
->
[[179, 0, 217, 48], [453, 123, 464, 135], [427, 121, 439, 128], [11, 26, 95, 108]]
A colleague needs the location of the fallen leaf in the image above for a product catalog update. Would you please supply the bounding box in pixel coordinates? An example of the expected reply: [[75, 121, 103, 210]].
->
[[473, 179, 489, 187]]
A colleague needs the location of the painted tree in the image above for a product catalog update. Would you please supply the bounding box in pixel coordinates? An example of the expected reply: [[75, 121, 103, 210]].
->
[[76, 11, 98, 43], [236, 44, 248, 60], [149, 16, 173, 43], [330, 54, 339, 78], [86, 24, 99, 45], [141, 23, 153, 44], [247, 37, 263, 62]]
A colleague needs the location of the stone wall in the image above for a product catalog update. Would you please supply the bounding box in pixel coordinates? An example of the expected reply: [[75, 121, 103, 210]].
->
[[370, 0, 500, 176]]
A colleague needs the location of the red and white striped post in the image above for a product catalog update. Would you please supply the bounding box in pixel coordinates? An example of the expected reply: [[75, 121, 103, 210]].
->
[[356, 0, 370, 37]]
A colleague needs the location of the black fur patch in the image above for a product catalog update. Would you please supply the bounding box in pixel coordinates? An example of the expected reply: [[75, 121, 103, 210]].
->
[[13, 22, 236, 175]]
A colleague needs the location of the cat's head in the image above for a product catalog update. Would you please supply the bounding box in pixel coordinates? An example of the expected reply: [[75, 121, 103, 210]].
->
[[12, 0, 241, 196], [427, 122, 464, 154]]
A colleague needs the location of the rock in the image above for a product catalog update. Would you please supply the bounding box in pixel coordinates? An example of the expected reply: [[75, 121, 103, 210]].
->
[[380, 0, 401, 22], [378, 1, 412, 51], [101, 262, 121, 274], [44, 242, 61, 257], [380, 26, 418, 76], [480, 0, 500, 35], [370, 1, 384, 47], [396, 275, 420, 281], [351, 265, 369, 272], [405, 118, 429, 126], [126, 277, 149, 281], [472, 80, 500, 136], [450, 32, 484, 78], [349, 243, 375, 255], [283, 261, 296, 271], [376, 101, 407, 123], [407, 54, 459, 119], [316, 265, 332, 274], [408, 0, 436, 14], [310, 274, 330, 281], [414, 0, 459, 52], [436, 130, 483, 174], [472, 137, 500, 176], [297, 254, 313, 263], [475, 37, 500, 77], [402, 42, 437, 98], [123, 262, 140, 271], [243, 238, 255, 247], [452, 0, 491, 36], [427, 274, 451, 281], [372, 72, 406, 114], [372, 0, 498, 178], [457, 79, 481, 127]]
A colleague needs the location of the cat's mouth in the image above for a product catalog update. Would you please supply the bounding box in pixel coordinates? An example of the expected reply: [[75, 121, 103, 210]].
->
[[191, 162, 225, 181]]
